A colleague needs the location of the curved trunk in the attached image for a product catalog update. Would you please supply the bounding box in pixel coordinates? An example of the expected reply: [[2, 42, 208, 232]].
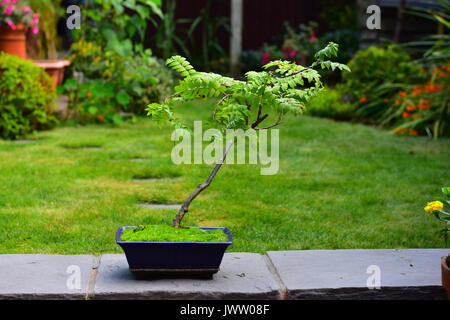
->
[[173, 140, 234, 228]]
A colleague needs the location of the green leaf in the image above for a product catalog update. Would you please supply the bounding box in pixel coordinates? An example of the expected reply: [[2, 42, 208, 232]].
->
[[112, 114, 124, 125], [315, 42, 339, 61], [87, 106, 98, 115], [116, 92, 131, 106], [64, 79, 78, 91]]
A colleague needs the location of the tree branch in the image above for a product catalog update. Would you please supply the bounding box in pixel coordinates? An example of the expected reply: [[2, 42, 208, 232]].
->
[[268, 59, 319, 79], [212, 94, 232, 121], [172, 140, 234, 228], [255, 112, 283, 130]]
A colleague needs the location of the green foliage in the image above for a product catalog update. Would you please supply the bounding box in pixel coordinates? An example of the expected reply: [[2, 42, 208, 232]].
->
[[127, 55, 174, 115], [342, 45, 421, 99], [147, 43, 350, 131], [240, 22, 358, 80], [75, 0, 163, 56], [0, 53, 58, 140], [389, 3, 450, 138], [305, 87, 356, 121], [121, 225, 228, 242], [62, 42, 173, 121], [341, 45, 423, 122], [152, 0, 229, 72]]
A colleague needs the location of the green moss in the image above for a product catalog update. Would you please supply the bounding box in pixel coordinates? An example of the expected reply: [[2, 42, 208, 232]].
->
[[120, 225, 229, 243]]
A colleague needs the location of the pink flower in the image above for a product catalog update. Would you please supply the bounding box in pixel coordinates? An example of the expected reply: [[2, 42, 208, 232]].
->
[[7, 19, 16, 30], [289, 49, 296, 58], [23, 6, 31, 13], [262, 52, 270, 64], [32, 26, 38, 34]]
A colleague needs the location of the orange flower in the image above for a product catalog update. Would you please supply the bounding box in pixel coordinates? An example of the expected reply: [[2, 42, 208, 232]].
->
[[393, 128, 407, 135], [409, 129, 418, 136], [395, 99, 400, 105], [359, 96, 367, 103], [87, 92, 92, 98], [420, 68, 426, 74], [432, 67, 439, 74], [398, 91, 407, 98], [418, 101, 430, 110], [412, 87, 422, 96], [402, 112, 410, 118], [406, 105, 415, 112], [383, 98, 389, 103], [98, 115, 104, 122]]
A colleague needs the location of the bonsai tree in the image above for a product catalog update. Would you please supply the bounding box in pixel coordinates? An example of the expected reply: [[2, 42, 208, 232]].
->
[[147, 42, 350, 228]]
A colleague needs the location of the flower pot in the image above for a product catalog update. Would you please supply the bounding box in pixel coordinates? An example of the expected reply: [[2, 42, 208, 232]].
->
[[442, 254, 450, 300], [116, 226, 233, 278], [0, 24, 27, 59], [33, 60, 71, 88]]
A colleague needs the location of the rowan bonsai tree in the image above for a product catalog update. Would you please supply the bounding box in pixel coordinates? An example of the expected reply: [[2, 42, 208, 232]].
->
[[147, 42, 350, 229]]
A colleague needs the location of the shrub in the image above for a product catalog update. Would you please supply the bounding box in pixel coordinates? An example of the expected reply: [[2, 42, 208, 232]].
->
[[305, 87, 356, 121], [61, 45, 173, 122], [0, 53, 57, 140], [126, 55, 174, 115], [341, 45, 423, 122], [390, 65, 449, 138]]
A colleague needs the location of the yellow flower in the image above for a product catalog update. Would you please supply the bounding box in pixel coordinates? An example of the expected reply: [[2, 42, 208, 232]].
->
[[424, 201, 444, 214]]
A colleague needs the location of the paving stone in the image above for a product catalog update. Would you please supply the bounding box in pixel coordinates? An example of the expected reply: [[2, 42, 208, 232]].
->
[[0, 255, 94, 300], [92, 253, 282, 300], [13, 140, 37, 144], [266, 249, 449, 300], [137, 203, 182, 210]]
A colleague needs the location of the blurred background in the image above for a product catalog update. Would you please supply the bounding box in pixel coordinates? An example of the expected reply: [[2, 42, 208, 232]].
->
[[0, 0, 449, 254], [0, 0, 448, 138]]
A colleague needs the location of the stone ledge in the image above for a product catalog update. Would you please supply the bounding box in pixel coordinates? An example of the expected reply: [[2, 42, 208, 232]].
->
[[266, 249, 449, 300], [91, 253, 283, 300], [0, 249, 448, 300], [0, 255, 94, 300]]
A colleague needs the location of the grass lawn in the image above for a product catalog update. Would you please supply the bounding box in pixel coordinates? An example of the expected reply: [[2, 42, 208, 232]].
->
[[0, 101, 449, 254]]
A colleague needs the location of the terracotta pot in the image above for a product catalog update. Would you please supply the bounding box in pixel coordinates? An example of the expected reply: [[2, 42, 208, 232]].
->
[[33, 60, 71, 88], [0, 24, 27, 59], [442, 254, 450, 300]]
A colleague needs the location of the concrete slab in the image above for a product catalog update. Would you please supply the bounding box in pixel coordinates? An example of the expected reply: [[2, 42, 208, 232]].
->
[[92, 253, 282, 300], [266, 249, 449, 300], [0, 255, 94, 300]]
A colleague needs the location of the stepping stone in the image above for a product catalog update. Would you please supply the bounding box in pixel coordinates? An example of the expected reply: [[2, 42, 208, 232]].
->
[[84, 147, 101, 150], [266, 249, 449, 300], [133, 177, 181, 183], [13, 140, 37, 144], [0, 255, 94, 299], [91, 253, 282, 299], [110, 158, 150, 162], [138, 203, 182, 210]]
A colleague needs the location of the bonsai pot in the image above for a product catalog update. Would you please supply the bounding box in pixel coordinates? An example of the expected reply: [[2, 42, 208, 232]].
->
[[442, 254, 450, 299], [33, 59, 71, 88], [0, 24, 27, 59], [116, 226, 233, 278]]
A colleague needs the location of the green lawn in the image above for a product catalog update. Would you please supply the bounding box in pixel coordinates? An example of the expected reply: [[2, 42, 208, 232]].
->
[[0, 102, 449, 254]]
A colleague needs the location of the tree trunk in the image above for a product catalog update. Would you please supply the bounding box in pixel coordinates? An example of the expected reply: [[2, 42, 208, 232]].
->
[[172, 140, 234, 228]]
